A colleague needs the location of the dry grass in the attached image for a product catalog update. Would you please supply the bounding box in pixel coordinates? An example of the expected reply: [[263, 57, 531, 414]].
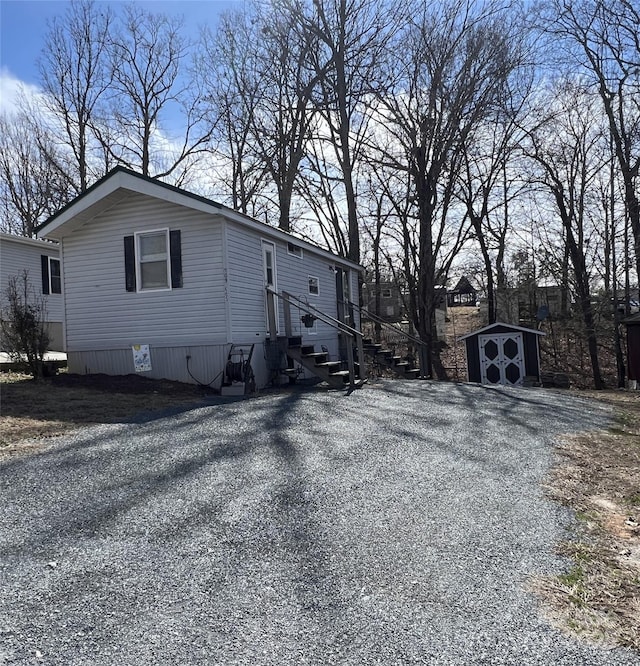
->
[[533, 390, 640, 651], [0, 371, 207, 459]]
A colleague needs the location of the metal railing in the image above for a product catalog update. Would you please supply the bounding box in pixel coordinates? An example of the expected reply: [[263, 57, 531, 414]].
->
[[348, 300, 429, 378], [266, 288, 366, 388]]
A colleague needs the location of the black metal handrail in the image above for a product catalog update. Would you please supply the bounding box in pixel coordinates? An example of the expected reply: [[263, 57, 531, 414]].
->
[[266, 287, 366, 387], [348, 299, 429, 378], [348, 300, 426, 346]]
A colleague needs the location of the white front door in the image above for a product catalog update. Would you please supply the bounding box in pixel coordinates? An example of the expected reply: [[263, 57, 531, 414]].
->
[[262, 241, 278, 332], [479, 332, 525, 386]]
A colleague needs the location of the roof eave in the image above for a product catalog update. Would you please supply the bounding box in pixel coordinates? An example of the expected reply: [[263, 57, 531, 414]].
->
[[36, 166, 363, 272]]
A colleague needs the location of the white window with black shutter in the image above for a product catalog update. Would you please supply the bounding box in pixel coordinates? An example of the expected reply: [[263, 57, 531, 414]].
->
[[124, 229, 182, 292], [41, 255, 61, 294]]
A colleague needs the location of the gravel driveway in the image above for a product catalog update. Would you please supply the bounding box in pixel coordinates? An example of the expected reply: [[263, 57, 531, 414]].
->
[[1, 380, 638, 665]]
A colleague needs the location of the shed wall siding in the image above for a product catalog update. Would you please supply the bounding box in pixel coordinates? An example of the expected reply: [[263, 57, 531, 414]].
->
[[465, 338, 481, 383], [523, 334, 540, 378], [63, 193, 226, 351]]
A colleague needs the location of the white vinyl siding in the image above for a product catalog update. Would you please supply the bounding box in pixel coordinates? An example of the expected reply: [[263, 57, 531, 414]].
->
[[225, 221, 351, 357], [0, 234, 63, 323], [62, 194, 226, 351], [225, 223, 269, 340]]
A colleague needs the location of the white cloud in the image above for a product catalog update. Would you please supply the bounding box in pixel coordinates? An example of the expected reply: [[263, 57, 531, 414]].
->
[[0, 67, 43, 115]]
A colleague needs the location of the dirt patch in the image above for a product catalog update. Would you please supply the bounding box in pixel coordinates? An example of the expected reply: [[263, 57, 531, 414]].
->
[[0, 371, 211, 459], [440, 306, 483, 381], [534, 390, 640, 651]]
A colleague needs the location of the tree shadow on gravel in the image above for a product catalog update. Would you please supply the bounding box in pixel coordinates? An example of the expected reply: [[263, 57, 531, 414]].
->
[[0, 380, 620, 663], [0, 388, 350, 661], [376, 380, 610, 435]]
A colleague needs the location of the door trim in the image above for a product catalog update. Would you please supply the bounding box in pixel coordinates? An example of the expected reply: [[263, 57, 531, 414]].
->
[[262, 240, 278, 334], [478, 332, 525, 386]]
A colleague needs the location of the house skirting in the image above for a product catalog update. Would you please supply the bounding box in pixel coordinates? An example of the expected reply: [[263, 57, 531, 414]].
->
[[67, 345, 231, 387], [67, 334, 340, 389]]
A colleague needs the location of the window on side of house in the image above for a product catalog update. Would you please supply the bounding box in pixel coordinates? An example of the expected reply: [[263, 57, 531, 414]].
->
[[308, 275, 319, 296], [49, 258, 61, 294], [124, 229, 182, 293], [41, 255, 62, 294], [381, 288, 392, 298], [287, 242, 303, 258], [137, 229, 170, 291]]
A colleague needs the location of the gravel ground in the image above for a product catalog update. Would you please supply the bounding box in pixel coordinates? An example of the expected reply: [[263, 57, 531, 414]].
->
[[1, 380, 638, 665]]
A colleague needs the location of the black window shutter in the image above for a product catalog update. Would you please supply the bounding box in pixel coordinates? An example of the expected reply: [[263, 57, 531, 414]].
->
[[124, 236, 136, 292], [170, 230, 182, 288], [41, 255, 50, 294]]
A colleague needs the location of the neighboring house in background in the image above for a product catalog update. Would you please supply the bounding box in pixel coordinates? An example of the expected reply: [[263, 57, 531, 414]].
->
[[362, 280, 406, 323], [494, 284, 567, 326], [361, 280, 447, 338], [614, 288, 640, 316], [0, 233, 64, 351], [36, 167, 362, 389]]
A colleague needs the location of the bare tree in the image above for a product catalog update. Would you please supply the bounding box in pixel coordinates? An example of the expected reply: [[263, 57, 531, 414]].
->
[[38, 0, 113, 193], [288, 0, 394, 263], [103, 4, 211, 181], [252, 3, 322, 232], [0, 108, 70, 236], [542, 0, 640, 282], [371, 0, 522, 378], [207, 2, 321, 232], [457, 107, 530, 324], [523, 81, 608, 388], [199, 15, 269, 216]]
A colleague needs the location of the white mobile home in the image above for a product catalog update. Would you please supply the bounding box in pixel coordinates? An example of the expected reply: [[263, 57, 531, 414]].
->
[[0, 233, 64, 351], [37, 167, 363, 389]]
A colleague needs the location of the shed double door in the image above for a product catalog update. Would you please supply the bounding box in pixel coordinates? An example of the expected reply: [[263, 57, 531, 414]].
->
[[478, 332, 525, 386]]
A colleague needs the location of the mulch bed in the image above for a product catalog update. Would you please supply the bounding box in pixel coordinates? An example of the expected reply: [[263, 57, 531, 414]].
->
[[49, 372, 210, 397]]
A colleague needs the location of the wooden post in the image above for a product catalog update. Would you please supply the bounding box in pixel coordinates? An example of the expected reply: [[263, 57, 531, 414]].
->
[[266, 289, 278, 342]]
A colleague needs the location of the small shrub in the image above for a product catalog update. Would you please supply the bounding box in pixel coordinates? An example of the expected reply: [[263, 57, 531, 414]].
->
[[0, 270, 50, 379]]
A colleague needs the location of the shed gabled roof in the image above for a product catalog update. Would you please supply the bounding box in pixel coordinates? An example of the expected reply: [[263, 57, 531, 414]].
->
[[458, 321, 546, 341], [36, 166, 362, 271]]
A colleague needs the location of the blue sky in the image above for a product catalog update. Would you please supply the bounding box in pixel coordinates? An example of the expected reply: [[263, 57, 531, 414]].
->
[[0, 0, 243, 91]]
